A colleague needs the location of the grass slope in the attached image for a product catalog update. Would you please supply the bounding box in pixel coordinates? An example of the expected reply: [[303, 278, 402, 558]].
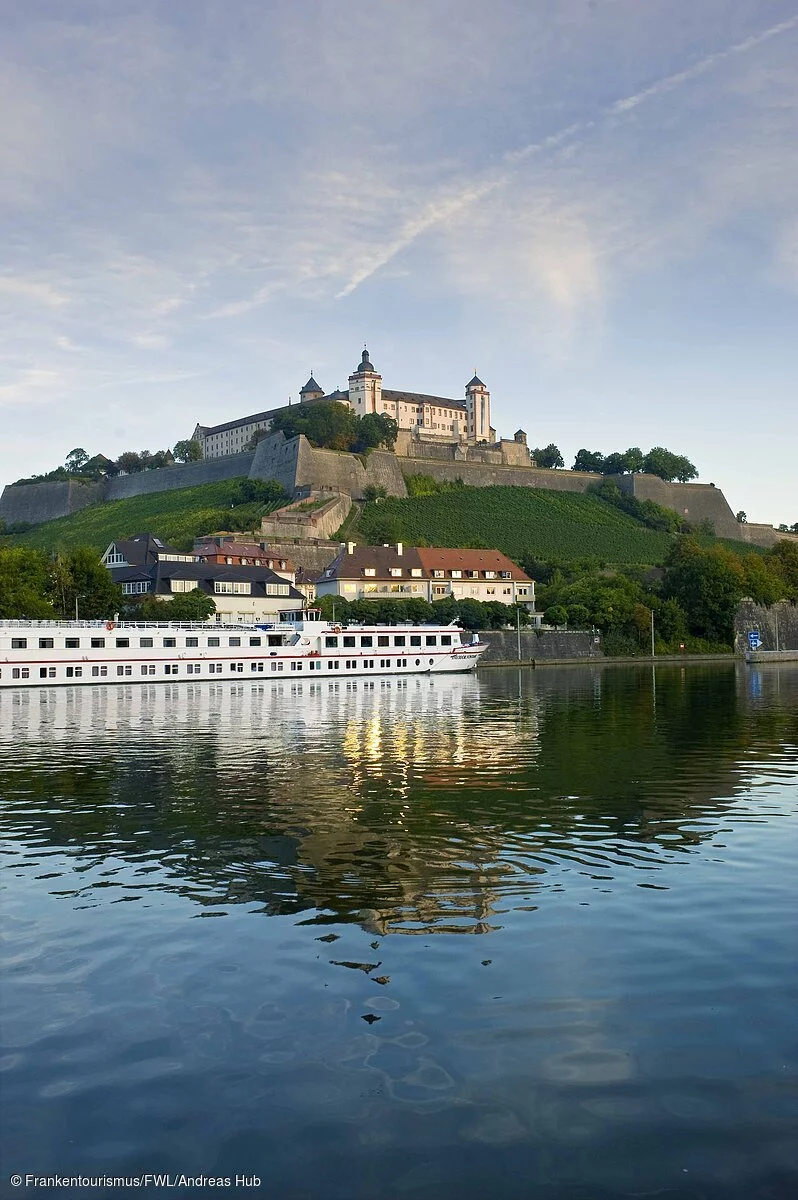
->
[[13, 479, 283, 553], [357, 486, 718, 566]]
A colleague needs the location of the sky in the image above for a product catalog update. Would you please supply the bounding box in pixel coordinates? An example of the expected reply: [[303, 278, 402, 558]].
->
[[1, 0, 797, 525]]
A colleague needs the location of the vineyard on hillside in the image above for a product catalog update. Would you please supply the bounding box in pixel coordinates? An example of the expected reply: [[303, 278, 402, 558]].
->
[[12, 480, 285, 553], [358, 486, 689, 565]]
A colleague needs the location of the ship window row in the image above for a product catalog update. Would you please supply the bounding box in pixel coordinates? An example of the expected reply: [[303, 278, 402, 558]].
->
[[324, 634, 451, 649], [10, 635, 283, 650]]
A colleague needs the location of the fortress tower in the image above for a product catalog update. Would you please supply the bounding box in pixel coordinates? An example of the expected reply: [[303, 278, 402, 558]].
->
[[465, 375, 491, 442], [299, 374, 324, 403], [348, 347, 382, 416]]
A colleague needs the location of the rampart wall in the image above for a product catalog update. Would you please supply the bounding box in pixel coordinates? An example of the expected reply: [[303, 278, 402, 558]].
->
[[0, 479, 105, 527], [617, 475, 740, 539], [737, 523, 798, 549], [105, 453, 255, 500], [259, 492, 352, 541], [399, 459, 598, 493]]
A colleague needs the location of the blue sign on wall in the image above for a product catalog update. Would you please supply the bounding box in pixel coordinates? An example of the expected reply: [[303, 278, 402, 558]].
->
[[747, 631, 762, 650]]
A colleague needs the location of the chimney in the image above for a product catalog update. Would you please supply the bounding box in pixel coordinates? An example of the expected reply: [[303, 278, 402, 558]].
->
[[347, 541, 356, 554], [396, 542, 403, 556]]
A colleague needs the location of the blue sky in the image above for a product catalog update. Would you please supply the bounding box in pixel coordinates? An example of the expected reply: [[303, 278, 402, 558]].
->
[[2, 0, 796, 524]]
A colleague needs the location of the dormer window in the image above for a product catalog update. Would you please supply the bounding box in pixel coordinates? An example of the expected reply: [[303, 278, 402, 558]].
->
[[363, 568, 376, 577], [450, 570, 462, 579], [410, 568, 422, 577], [389, 568, 402, 577], [484, 571, 496, 579], [432, 569, 444, 579]]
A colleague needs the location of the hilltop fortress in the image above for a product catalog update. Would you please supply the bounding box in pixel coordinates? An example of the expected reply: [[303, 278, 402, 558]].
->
[[1, 346, 791, 549]]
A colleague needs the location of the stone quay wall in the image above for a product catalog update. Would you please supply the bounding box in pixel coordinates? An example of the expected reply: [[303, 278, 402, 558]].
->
[[478, 628, 603, 664], [734, 599, 798, 653]]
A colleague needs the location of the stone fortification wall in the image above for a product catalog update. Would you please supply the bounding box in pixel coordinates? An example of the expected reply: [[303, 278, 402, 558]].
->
[[260, 492, 352, 541], [734, 599, 798, 652], [400, 459, 598, 493], [249, 433, 302, 495], [737, 523, 798, 549], [479, 629, 603, 663], [0, 479, 105, 527], [260, 539, 340, 579], [106, 453, 255, 501], [618, 475, 739, 539], [394, 433, 530, 469]]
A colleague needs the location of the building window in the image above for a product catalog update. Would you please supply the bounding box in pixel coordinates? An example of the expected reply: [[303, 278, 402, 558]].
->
[[265, 583, 289, 596], [215, 581, 251, 595], [450, 570, 462, 579], [433, 586, 447, 596], [363, 568, 376, 577], [123, 582, 149, 595], [170, 579, 197, 593]]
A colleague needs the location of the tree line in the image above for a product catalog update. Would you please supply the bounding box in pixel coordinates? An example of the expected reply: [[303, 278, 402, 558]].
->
[[12, 441, 204, 487], [530, 538, 798, 653], [532, 443, 698, 482]]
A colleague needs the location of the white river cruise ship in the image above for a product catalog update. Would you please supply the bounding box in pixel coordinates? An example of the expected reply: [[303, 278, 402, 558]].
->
[[0, 611, 486, 689]]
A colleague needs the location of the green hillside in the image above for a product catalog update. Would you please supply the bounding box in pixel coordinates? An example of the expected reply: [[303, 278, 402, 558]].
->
[[355, 485, 749, 566], [12, 479, 284, 553]]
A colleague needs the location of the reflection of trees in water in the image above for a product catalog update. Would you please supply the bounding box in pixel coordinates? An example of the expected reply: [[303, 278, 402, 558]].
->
[[2, 666, 796, 933]]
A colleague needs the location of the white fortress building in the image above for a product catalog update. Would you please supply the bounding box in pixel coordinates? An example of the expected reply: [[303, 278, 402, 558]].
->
[[193, 347, 497, 460]]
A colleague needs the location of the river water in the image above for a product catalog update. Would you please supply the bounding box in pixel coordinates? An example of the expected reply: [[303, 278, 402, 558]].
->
[[1, 664, 796, 1199]]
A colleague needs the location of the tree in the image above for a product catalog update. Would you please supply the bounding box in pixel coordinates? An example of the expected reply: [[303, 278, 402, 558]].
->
[[237, 478, 287, 505], [643, 447, 698, 483], [363, 485, 388, 502], [354, 413, 398, 452], [567, 603, 591, 627], [623, 447, 645, 474], [65, 448, 90, 475], [545, 605, 568, 627], [532, 443, 565, 469], [573, 449, 605, 473], [0, 547, 55, 618], [736, 511, 747, 524], [117, 451, 142, 474], [173, 439, 203, 462], [662, 538, 746, 643], [601, 452, 628, 475], [50, 547, 124, 620], [137, 590, 217, 622]]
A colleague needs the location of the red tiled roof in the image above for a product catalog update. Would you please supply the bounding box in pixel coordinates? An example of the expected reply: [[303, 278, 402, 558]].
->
[[415, 547, 530, 580]]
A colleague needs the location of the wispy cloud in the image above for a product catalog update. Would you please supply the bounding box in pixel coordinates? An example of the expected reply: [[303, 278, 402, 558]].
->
[[335, 13, 798, 299]]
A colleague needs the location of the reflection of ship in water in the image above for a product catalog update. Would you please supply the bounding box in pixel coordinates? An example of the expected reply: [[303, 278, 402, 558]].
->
[[2, 675, 543, 936], [3, 664, 792, 937]]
